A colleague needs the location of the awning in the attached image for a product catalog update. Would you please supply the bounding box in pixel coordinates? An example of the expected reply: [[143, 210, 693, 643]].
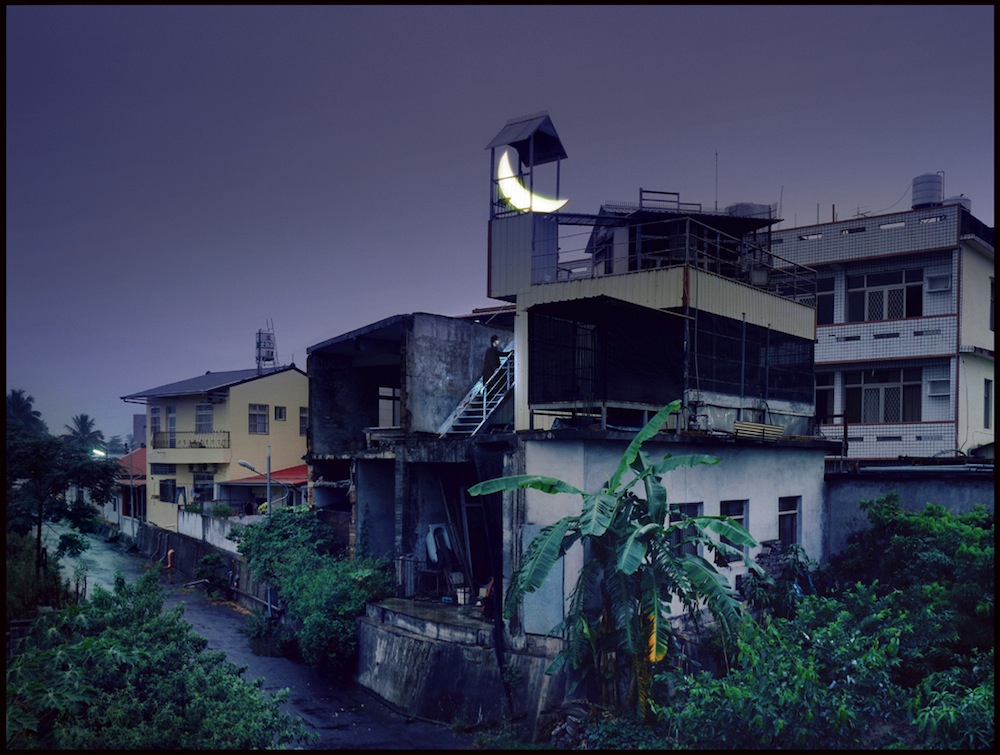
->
[[225, 463, 309, 487]]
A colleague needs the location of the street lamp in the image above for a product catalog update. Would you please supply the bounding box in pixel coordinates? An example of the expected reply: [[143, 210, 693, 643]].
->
[[238, 447, 293, 510], [238, 447, 275, 617]]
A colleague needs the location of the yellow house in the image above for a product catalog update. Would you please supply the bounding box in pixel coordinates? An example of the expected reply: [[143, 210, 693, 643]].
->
[[121, 365, 308, 530]]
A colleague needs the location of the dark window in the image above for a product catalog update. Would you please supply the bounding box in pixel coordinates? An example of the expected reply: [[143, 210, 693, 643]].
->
[[778, 496, 799, 547], [670, 503, 702, 557], [159, 479, 177, 504], [720, 499, 748, 562], [274, 406, 286, 421], [816, 373, 835, 425], [193, 472, 214, 503], [986, 379, 993, 430], [816, 278, 835, 325]]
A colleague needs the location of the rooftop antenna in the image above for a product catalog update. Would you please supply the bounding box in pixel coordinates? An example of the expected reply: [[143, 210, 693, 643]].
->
[[256, 320, 278, 374], [714, 151, 718, 211]]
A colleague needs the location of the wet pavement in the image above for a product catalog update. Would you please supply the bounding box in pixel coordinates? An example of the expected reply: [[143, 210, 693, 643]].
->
[[44, 524, 478, 750]]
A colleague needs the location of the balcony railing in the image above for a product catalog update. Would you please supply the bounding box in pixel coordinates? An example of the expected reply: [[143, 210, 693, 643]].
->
[[150, 431, 230, 450]]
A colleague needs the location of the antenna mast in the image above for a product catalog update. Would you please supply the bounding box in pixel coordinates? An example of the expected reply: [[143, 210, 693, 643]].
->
[[256, 320, 278, 374]]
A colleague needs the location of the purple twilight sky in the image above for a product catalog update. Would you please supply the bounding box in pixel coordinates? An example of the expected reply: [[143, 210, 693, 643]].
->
[[6, 5, 994, 441]]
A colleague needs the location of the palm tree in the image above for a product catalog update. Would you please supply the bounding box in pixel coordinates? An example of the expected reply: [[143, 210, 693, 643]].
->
[[62, 414, 105, 453], [469, 401, 765, 719], [6, 389, 48, 437]]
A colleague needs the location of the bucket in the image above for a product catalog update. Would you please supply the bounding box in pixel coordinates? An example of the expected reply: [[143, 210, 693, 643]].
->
[[456, 587, 470, 605]]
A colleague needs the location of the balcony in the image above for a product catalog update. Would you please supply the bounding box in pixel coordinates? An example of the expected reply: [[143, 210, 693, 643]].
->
[[151, 431, 230, 450]]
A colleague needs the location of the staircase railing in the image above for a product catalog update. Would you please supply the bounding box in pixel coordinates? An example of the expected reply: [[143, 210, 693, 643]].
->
[[437, 341, 515, 436]]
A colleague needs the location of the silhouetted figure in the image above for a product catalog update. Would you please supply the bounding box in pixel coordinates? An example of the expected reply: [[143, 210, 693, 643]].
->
[[482, 335, 509, 388]]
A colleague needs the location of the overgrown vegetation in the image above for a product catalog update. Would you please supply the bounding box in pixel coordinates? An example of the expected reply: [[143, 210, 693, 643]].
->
[[229, 507, 394, 675], [6, 571, 315, 749], [471, 401, 993, 749], [470, 401, 764, 719]]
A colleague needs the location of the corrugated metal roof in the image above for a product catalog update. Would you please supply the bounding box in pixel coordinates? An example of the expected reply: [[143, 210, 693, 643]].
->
[[116, 446, 146, 478], [121, 365, 302, 402], [226, 463, 309, 486], [486, 112, 567, 166]]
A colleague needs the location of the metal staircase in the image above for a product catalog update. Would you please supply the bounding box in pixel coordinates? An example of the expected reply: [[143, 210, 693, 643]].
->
[[438, 341, 514, 437]]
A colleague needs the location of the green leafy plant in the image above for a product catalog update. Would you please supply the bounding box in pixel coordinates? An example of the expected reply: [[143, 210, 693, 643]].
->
[[468, 400, 764, 718], [230, 508, 393, 675], [210, 502, 234, 518], [6, 570, 315, 749]]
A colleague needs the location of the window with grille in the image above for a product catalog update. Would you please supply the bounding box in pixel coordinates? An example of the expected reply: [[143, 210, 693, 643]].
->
[[844, 368, 922, 423], [150, 406, 161, 436], [274, 406, 286, 421], [846, 269, 922, 322], [195, 403, 214, 434], [778, 496, 799, 547], [248, 404, 269, 434], [720, 499, 748, 562]]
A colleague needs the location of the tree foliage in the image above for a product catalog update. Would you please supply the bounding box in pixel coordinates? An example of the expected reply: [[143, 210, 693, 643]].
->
[[230, 508, 393, 675], [6, 570, 314, 750], [469, 401, 764, 718], [6, 391, 118, 578], [643, 494, 995, 750]]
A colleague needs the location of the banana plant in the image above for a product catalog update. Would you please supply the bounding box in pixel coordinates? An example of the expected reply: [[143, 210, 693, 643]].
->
[[468, 400, 767, 717]]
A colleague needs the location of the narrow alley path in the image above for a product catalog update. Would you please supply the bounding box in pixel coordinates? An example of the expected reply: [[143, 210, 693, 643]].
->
[[44, 525, 477, 750]]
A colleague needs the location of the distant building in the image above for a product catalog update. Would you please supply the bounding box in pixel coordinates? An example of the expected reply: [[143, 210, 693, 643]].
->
[[772, 175, 994, 468], [121, 365, 308, 530]]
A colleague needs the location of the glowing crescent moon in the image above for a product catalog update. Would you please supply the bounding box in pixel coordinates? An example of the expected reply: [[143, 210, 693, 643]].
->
[[497, 150, 568, 213]]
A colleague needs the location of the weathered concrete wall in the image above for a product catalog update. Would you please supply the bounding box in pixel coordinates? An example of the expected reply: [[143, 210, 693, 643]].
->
[[309, 355, 386, 455], [355, 458, 395, 559], [825, 472, 994, 557], [406, 315, 512, 434], [356, 600, 566, 738]]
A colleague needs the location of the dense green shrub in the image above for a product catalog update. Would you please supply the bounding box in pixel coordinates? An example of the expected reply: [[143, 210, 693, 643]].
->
[[6, 571, 314, 749], [832, 495, 994, 660], [230, 508, 393, 675], [642, 496, 995, 751]]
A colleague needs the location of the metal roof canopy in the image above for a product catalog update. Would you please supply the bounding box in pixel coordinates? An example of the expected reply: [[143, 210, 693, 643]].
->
[[486, 112, 567, 166]]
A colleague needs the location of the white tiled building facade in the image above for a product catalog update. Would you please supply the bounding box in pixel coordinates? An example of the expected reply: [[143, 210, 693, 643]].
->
[[773, 178, 994, 464]]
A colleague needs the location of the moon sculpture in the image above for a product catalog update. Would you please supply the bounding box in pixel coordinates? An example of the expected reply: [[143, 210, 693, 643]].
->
[[497, 150, 568, 213]]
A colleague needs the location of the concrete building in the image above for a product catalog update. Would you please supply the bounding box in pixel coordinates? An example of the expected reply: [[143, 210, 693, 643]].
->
[[328, 114, 843, 733], [772, 173, 994, 467], [120, 364, 308, 531]]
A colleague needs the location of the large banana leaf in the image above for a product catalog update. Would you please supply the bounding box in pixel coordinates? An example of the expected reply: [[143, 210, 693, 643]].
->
[[468, 474, 583, 497], [607, 401, 680, 490], [578, 491, 619, 538], [689, 514, 758, 547], [650, 453, 721, 477], [677, 552, 745, 641], [514, 518, 574, 594], [640, 569, 670, 663], [617, 522, 663, 574]]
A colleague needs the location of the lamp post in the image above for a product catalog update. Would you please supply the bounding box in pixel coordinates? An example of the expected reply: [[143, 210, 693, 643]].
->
[[238, 446, 274, 617]]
